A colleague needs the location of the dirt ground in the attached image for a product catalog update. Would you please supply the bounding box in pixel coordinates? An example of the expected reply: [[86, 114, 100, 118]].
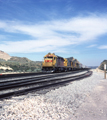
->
[[69, 77, 107, 120]]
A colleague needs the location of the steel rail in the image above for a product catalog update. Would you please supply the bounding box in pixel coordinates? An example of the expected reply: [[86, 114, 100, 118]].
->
[[0, 71, 88, 90], [0, 70, 92, 99], [0, 70, 85, 84]]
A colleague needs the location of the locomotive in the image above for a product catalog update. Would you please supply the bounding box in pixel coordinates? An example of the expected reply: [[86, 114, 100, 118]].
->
[[42, 53, 82, 72]]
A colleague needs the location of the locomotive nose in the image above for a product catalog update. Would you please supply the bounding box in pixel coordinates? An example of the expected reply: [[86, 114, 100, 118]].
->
[[43, 58, 53, 67], [45, 60, 52, 62]]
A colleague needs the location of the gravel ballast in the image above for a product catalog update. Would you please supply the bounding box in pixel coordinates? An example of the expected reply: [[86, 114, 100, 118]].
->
[[0, 70, 105, 120]]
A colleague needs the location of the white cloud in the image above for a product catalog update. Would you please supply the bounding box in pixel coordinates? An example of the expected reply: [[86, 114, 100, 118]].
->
[[87, 44, 97, 48], [0, 14, 107, 53], [0, 39, 71, 53], [98, 45, 107, 49]]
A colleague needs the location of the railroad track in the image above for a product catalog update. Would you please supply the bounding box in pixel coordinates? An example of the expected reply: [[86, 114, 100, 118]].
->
[[0, 70, 92, 99]]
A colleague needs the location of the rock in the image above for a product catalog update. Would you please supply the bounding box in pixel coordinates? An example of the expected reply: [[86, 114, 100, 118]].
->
[[0, 50, 11, 61]]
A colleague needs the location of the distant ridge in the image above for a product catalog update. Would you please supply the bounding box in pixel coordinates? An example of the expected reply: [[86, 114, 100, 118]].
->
[[0, 50, 11, 61], [0, 50, 33, 62], [9, 56, 31, 63], [0, 50, 42, 72]]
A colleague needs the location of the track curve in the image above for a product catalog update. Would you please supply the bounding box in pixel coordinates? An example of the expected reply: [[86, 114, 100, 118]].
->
[[0, 70, 92, 99]]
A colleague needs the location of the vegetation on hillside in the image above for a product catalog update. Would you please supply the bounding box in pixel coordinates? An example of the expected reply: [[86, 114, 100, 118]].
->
[[0, 57, 42, 73]]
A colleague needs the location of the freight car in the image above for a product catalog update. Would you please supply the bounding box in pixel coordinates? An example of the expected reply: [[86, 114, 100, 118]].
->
[[42, 53, 82, 72]]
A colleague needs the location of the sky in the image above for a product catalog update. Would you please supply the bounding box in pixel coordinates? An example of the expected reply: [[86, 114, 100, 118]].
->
[[0, 0, 107, 66]]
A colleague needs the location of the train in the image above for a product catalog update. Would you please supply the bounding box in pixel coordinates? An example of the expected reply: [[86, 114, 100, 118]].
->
[[42, 53, 84, 72]]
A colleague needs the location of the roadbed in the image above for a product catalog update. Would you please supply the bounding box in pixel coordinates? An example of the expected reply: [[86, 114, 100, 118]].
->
[[0, 70, 106, 120], [71, 77, 107, 120]]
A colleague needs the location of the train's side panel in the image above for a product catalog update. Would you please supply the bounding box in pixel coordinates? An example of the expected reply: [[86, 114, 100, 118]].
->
[[64, 59, 67, 67], [72, 61, 76, 70], [55, 57, 64, 67], [71, 62, 73, 69], [52, 57, 56, 67], [67, 59, 71, 67]]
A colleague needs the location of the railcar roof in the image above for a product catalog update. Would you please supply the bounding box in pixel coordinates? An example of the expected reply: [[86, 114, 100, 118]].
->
[[56, 55, 64, 60], [44, 53, 64, 60]]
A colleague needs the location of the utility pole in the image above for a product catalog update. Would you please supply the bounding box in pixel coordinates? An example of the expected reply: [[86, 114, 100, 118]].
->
[[104, 63, 106, 79]]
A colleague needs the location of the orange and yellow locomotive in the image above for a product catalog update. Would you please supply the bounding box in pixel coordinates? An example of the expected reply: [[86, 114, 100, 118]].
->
[[42, 53, 82, 72], [42, 53, 65, 72]]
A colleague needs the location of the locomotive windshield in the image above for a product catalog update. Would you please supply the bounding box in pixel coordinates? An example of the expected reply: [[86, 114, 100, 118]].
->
[[47, 57, 53, 58], [44, 56, 53, 59]]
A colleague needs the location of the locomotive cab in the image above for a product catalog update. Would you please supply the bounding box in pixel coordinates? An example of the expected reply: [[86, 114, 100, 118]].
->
[[42, 53, 56, 72], [42, 53, 65, 72]]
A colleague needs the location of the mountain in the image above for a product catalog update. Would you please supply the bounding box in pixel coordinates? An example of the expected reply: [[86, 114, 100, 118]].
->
[[0, 50, 11, 61], [0, 50, 42, 72], [98, 60, 107, 70], [9, 56, 31, 63]]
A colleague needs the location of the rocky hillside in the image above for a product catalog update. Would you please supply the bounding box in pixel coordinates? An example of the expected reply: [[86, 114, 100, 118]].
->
[[0, 50, 11, 60], [0, 50, 42, 72], [9, 57, 31, 63], [98, 60, 107, 70], [0, 57, 42, 72]]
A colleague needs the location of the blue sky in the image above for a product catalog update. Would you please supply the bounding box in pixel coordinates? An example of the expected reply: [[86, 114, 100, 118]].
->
[[0, 0, 107, 66]]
